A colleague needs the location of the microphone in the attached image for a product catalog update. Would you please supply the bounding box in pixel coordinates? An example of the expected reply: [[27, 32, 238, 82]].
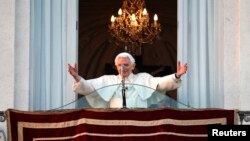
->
[[121, 64, 127, 108], [121, 64, 126, 86], [121, 64, 126, 78], [121, 64, 126, 71]]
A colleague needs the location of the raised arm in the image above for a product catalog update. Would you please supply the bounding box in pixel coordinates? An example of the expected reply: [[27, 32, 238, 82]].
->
[[155, 61, 188, 92]]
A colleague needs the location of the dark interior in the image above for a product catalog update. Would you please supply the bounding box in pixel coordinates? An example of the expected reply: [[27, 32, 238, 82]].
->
[[78, 0, 177, 98]]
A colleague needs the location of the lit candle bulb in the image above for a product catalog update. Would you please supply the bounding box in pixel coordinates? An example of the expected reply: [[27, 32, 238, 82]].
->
[[143, 8, 147, 16], [131, 14, 136, 21], [142, 8, 148, 22], [118, 8, 122, 16], [154, 14, 158, 26], [131, 14, 137, 26], [111, 15, 115, 27]]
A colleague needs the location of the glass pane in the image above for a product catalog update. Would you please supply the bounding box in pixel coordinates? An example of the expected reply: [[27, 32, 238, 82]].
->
[[52, 84, 192, 110]]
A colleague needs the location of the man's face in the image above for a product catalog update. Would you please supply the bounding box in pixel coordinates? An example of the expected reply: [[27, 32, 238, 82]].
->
[[115, 57, 135, 77]]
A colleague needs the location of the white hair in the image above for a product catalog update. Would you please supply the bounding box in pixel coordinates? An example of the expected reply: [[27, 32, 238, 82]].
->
[[114, 52, 135, 65]]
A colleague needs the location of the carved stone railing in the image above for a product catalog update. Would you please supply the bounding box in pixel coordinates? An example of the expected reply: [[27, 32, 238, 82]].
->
[[238, 111, 250, 125], [0, 111, 5, 122], [0, 111, 7, 141]]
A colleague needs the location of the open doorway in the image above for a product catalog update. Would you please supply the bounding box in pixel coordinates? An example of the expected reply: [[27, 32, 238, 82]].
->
[[78, 0, 177, 98]]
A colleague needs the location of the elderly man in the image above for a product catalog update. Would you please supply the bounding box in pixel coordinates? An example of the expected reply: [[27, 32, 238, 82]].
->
[[68, 52, 188, 108]]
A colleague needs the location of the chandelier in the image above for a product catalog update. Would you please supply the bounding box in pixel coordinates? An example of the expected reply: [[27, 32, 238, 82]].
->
[[108, 0, 161, 55]]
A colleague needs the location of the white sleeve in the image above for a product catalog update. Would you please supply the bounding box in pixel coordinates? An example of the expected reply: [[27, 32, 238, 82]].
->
[[156, 74, 181, 92], [72, 77, 95, 95]]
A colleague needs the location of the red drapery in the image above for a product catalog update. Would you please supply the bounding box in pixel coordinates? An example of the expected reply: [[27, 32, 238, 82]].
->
[[6, 108, 237, 141]]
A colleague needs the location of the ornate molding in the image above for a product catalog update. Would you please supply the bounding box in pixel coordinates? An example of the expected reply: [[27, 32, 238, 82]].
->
[[0, 111, 5, 122], [238, 111, 250, 125]]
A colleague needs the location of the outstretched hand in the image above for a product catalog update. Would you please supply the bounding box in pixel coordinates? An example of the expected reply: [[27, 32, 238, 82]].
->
[[176, 61, 188, 78], [68, 63, 80, 82]]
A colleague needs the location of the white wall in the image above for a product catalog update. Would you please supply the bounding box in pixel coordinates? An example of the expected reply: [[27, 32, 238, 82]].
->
[[221, 0, 250, 110], [0, 0, 30, 139], [0, 0, 15, 112], [14, 0, 30, 111], [0, 0, 16, 139], [239, 0, 250, 111], [222, 0, 241, 109]]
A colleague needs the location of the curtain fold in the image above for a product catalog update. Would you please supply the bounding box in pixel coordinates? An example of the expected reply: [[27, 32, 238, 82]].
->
[[30, 0, 78, 111], [178, 0, 223, 108]]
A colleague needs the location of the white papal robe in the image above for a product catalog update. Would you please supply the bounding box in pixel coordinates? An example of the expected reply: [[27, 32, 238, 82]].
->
[[73, 73, 181, 108]]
